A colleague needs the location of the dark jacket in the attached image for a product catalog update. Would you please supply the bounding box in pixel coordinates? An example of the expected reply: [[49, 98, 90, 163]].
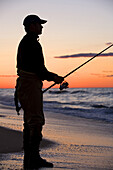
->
[[17, 33, 57, 81]]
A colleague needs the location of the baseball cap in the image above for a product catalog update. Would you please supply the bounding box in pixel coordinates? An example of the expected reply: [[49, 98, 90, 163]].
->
[[23, 14, 47, 26]]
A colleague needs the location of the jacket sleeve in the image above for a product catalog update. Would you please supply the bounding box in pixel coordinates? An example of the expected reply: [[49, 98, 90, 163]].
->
[[38, 64, 58, 81]]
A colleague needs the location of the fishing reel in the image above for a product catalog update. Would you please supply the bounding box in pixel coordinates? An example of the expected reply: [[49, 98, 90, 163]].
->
[[59, 81, 69, 91]]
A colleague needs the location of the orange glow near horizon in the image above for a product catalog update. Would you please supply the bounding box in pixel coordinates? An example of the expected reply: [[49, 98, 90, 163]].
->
[[0, 69, 113, 89], [0, 56, 113, 88], [0, 77, 16, 89]]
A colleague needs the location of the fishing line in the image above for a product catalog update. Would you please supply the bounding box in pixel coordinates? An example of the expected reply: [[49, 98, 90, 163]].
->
[[43, 44, 113, 93]]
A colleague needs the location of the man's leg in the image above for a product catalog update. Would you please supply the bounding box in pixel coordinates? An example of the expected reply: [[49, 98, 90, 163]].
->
[[17, 78, 53, 169]]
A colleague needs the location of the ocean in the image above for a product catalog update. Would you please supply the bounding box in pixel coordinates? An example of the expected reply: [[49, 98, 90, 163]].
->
[[0, 88, 113, 131], [0, 87, 113, 170]]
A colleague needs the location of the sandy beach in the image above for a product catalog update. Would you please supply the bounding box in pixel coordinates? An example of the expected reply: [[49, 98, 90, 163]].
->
[[0, 111, 113, 170]]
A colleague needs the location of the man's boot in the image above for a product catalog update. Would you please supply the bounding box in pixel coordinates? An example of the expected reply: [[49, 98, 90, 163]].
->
[[27, 127, 53, 169]]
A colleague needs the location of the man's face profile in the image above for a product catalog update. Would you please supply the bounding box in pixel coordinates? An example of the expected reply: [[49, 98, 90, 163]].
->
[[29, 22, 43, 36]]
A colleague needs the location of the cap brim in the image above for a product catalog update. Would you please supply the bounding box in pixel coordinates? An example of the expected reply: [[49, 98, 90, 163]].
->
[[40, 19, 47, 24]]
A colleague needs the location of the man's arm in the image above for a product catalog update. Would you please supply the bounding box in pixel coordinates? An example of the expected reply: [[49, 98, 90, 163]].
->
[[39, 65, 64, 83]]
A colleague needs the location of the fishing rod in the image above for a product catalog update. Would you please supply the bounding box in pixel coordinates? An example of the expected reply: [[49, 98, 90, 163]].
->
[[43, 44, 113, 93]]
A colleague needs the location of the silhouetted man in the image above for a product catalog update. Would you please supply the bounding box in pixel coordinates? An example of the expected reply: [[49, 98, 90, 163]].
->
[[16, 14, 64, 169]]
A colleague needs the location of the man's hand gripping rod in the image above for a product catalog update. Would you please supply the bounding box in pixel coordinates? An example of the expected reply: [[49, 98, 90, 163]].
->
[[43, 44, 113, 93]]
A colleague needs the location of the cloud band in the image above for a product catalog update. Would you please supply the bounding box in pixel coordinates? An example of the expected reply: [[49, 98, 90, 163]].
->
[[54, 52, 113, 59]]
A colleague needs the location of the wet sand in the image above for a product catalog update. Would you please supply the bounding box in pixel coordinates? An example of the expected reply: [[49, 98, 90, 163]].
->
[[0, 111, 113, 169]]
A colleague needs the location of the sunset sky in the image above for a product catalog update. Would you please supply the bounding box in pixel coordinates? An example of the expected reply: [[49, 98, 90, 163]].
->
[[0, 0, 113, 88]]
